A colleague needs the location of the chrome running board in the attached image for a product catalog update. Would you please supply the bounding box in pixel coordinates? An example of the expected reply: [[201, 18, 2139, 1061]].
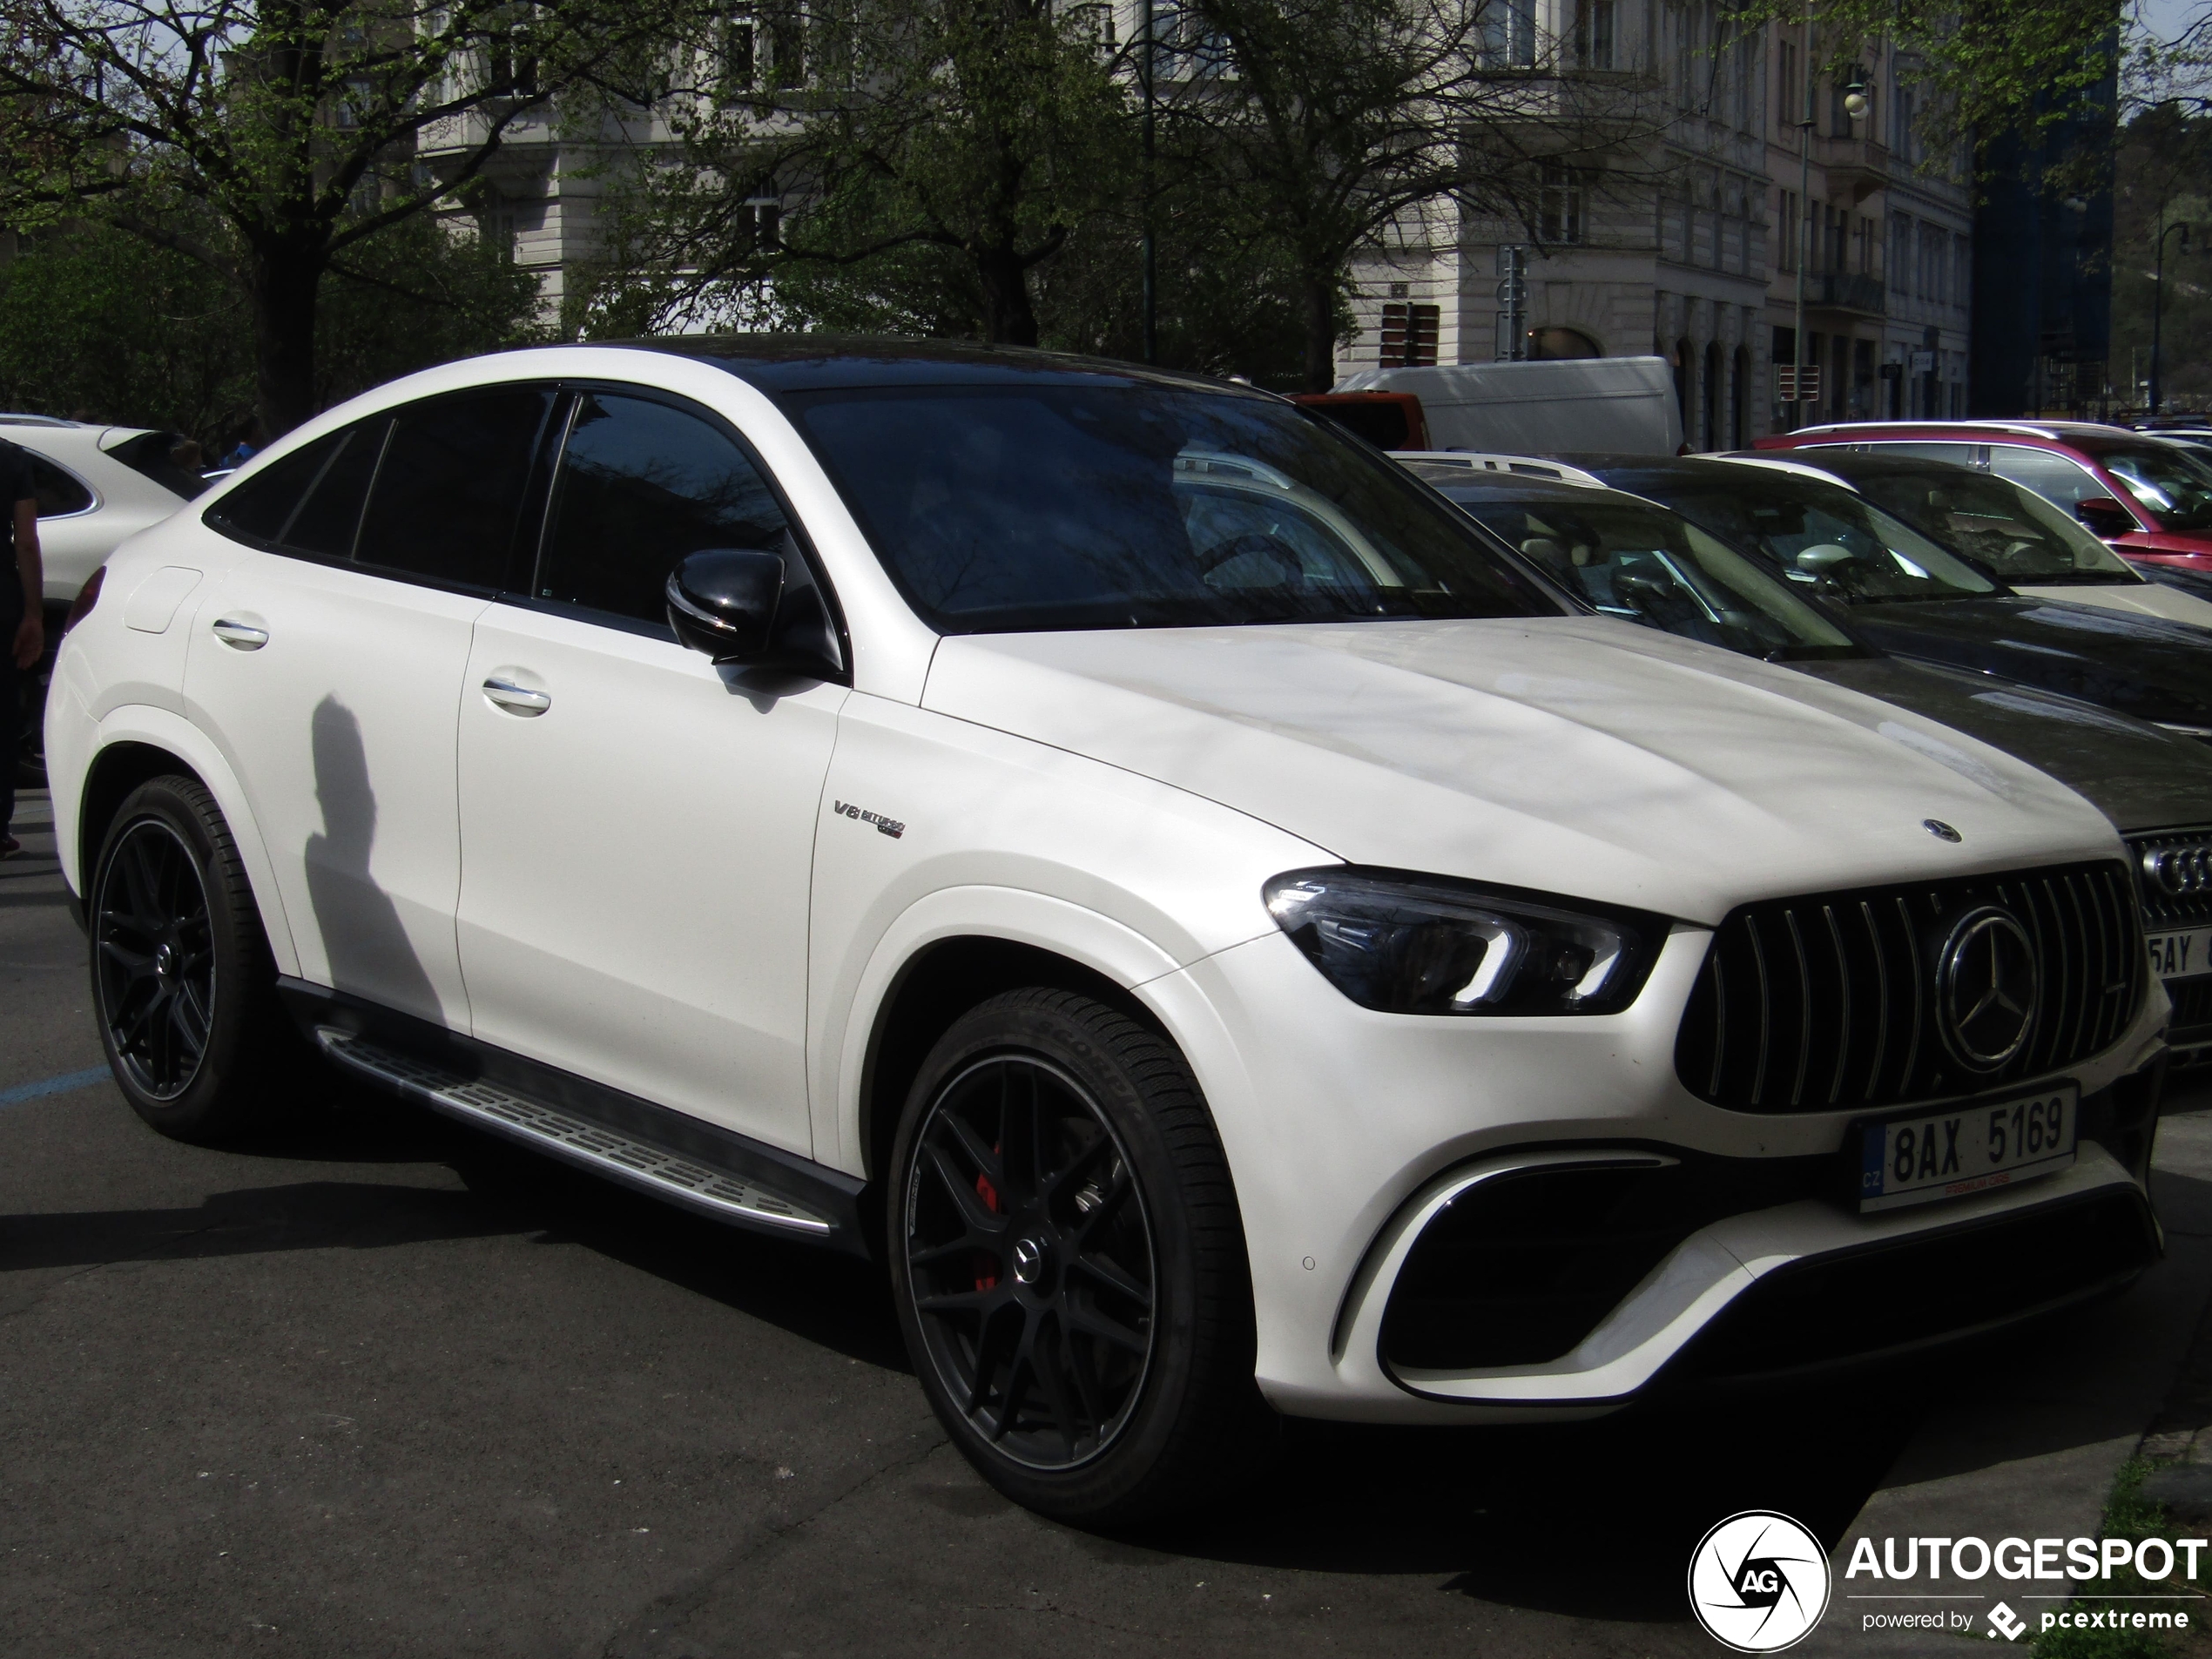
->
[[314, 1026, 833, 1238]]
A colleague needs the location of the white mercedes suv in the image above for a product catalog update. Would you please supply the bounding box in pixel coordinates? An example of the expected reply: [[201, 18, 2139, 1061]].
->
[[45, 341, 2169, 1524]]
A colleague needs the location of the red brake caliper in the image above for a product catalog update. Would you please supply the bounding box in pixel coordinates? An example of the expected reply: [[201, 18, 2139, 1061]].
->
[[974, 1159, 1002, 1291]]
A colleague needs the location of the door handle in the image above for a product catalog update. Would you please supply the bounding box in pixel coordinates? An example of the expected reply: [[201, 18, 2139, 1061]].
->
[[211, 618, 268, 651], [482, 677, 551, 716]]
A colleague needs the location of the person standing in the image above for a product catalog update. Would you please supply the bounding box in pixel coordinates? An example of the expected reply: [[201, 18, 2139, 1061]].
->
[[1, 436, 42, 859]]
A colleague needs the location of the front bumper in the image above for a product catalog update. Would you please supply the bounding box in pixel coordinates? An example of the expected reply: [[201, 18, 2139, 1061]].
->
[[1153, 924, 2168, 1424]]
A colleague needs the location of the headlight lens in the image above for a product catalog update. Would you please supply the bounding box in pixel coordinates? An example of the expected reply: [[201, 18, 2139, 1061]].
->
[[1263, 867, 1668, 1015]]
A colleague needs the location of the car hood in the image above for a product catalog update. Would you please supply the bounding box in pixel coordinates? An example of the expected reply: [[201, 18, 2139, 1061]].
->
[[1838, 597, 2212, 731], [2010, 579, 2212, 631], [921, 617, 2121, 926], [1791, 657, 2212, 835]]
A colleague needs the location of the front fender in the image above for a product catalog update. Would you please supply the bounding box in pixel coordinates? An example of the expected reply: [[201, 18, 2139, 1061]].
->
[[815, 883, 1201, 1172]]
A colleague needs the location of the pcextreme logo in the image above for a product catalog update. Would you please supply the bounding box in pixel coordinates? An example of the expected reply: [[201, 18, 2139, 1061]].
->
[[1689, 1511, 1833, 1652]]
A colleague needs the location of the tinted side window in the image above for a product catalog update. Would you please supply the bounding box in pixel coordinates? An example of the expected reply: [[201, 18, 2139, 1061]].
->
[[286, 419, 388, 558], [536, 392, 788, 624], [205, 431, 347, 544], [1865, 442, 1973, 465], [25, 453, 94, 516], [1988, 445, 2109, 510], [356, 388, 556, 589]]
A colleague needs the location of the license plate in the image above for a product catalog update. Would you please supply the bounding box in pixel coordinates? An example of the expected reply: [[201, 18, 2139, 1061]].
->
[[2148, 927, 2212, 981], [1858, 1084, 2078, 1213]]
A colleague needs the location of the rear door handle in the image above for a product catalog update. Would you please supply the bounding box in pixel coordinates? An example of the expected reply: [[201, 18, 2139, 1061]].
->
[[211, 618, 268, 651], [482, 677, 551, 716]]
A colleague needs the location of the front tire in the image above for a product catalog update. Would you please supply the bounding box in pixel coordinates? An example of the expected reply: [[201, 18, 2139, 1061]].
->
[[888, 988, 1270, 1526], [89, 774, 291, 1141]]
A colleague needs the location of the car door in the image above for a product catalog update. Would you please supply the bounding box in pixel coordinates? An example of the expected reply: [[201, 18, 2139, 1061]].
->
[[453, 388, 846, 1156], [184, 385, 558, 1026]]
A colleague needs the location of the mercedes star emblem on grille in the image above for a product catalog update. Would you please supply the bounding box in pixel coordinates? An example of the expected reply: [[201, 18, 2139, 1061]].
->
[[1924, 819, 1963, 843], [1938, 907, 2038, 1070]]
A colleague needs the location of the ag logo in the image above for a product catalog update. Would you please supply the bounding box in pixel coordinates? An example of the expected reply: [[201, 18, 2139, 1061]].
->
[[1688, 1511, 1831, 1652]]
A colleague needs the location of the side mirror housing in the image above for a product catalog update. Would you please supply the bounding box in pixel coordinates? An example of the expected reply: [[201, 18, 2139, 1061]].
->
[[2074, 496, 2135, 538], [665, 546, 846, 680]]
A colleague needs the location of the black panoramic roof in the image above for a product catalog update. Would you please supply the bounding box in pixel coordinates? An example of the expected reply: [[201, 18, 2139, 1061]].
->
[[599, 334, 1279, 400]]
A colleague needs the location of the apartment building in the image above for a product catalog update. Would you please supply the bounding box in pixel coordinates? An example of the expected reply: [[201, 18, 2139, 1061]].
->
[[1341, 3, 1974, 448]]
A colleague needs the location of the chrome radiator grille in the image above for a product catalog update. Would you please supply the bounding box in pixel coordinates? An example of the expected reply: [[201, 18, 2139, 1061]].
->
[[1675, 860, 2145, 1113]]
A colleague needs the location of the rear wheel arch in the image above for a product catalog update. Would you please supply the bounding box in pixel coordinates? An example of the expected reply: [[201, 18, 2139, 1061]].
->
[[78, 741, 192, 888], [75, 734, 296, 978]]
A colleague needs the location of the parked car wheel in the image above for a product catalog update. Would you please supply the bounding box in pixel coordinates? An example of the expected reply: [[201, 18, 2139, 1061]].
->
[[888, 988, 1269, 1526], [90, 774, 291, 1140]]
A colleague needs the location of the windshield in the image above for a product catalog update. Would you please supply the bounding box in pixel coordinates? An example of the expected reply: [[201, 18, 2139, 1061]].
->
[[786, 384, 1559, 631], [1844, 467, 2139, 584], [1629, 469, 2000, 604], [1442, 488, 1863, 661], [2095, 444, 2212, 531], [100, 429, 210, 500]]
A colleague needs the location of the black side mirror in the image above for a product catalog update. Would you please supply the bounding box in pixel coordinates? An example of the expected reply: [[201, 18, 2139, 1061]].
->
[[665, 546, 846, 680], [2074, 496, 2136, 539]]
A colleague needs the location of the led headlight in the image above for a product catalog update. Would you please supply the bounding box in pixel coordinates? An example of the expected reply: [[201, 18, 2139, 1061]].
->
[[1263, 867, 1668, 1016]]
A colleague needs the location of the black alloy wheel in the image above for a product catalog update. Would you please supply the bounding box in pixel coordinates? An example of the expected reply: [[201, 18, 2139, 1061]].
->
[[89, 774, 296, 1140], [903, 1054, 1158, 1469], [94, 816, 215, 1098], [889, 988, 1271, 1526]]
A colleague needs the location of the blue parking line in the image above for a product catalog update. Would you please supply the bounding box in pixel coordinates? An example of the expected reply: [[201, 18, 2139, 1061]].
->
[[0, 1067, 112, 1109]]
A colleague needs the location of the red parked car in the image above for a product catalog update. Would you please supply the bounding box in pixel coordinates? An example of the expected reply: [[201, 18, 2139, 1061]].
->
[[1755, 420, 2212, 579]]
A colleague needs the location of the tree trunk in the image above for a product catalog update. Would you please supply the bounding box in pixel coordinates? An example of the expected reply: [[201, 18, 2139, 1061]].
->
[[974, 243, 1041, 347], [250, 242, 325, 439], [1300, 273, 1336, 392]]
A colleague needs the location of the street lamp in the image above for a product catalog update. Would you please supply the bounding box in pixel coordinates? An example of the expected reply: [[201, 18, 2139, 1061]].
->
[[1843, 71, 1869, 122], [1140, 0, 1157, 365], [1791, 21, 1813, 428], [2152, 217, 2189, 416]]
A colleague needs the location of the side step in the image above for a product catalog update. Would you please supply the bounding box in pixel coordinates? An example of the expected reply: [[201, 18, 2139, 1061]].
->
[[314, 1027, 836, 1242]]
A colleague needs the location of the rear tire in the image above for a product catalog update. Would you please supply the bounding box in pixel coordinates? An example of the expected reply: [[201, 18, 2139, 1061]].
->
[[89, 774, 293, 1141], [888, 988, 1272, 1527]]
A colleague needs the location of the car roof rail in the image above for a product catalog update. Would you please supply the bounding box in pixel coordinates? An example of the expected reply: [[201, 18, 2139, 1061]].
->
[[1785, 420, 2073, 442], [1392, 449, 1608, 488]]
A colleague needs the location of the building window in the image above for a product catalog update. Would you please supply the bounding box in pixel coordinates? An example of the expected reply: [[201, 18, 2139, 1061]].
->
[[1777, 35, 1798, 131], [1381, 302, 1440, 368], [1541, 163, 1585, 245], [718, 15, 756, 97], [745, 199, 782, 252], [1574, 0, 1615, 69], [1483, 0, 1536, 68], [1778, 189, 1798, 273], [766, 1, 805, 89], [1530, 327, 1602, 359]]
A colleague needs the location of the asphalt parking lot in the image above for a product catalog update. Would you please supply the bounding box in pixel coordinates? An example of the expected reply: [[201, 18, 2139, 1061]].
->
[[5, 785, 2209, 1659]]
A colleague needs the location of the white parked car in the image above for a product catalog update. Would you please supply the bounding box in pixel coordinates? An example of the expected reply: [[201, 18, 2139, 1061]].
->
[[45, 343, 2170, 1524], [2, 415, 205, 779]]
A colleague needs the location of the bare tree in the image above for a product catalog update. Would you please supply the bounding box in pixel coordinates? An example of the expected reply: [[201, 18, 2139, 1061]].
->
[[0, 0, 686, 433], [581, 0, 1132, 347], [1173, 0, 1668, 387]]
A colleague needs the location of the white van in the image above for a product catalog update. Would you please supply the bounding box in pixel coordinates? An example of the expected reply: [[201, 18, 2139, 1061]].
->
[[1325, 357, 1683, 455]]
